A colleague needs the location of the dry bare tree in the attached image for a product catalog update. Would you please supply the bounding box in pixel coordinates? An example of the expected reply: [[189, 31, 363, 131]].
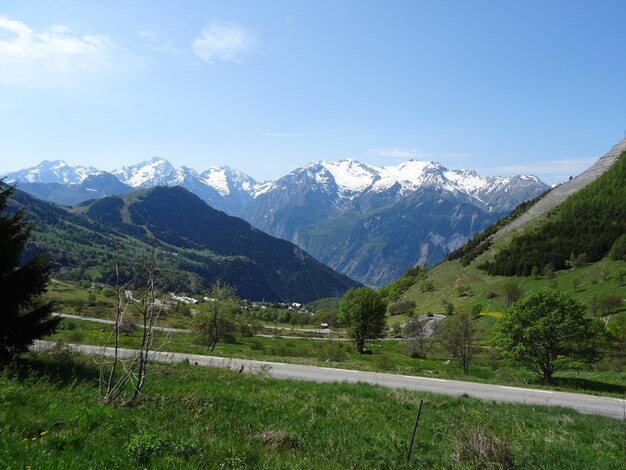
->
[[100, 241, 166, 405], [441, 312, 476, 375]]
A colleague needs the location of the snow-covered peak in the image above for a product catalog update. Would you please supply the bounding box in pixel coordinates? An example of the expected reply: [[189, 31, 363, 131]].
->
[[201, 167, 231, 196], [319, 159, 379, 193], [373, 160, 446, 192], [170, 166, 199, 185], [112, 157, 176, 187], [444, 168, 492, 192], [4, 159, 98, 184], [200, 166, 257, 197]]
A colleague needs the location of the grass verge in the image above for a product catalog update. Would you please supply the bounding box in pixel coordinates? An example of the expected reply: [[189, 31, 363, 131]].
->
[[1, 351, 625, 469]]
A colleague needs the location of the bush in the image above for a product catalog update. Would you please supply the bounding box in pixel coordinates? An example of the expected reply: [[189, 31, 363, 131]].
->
[[451, 420, 515, 469], [126, 433, 166, 466], [387, 299, 416, 315], [255, 430, 302, 451], [374, 354, 395, 371], [68, 331, 85, 343], [322, 343, 347, 362], [102, 287, 116, 298], [221, 333, 237, 344], [249, 340, 265, 351], [119, 314, 138, 334]]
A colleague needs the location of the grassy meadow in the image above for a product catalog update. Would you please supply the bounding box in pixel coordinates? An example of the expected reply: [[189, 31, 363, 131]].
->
[[49, 314, 626, 398], [2, 351, 625, 469]]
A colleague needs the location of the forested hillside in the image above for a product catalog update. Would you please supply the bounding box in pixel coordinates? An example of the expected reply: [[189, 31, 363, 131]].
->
[[7, 187, 360, 302], [479, 150, 626, 276]]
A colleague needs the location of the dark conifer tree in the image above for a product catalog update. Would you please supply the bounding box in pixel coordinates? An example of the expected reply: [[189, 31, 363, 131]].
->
[[0, 182, 59, 360]]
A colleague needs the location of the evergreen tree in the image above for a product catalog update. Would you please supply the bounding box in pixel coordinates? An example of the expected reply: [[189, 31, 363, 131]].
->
[[0, 183, 59, 360]]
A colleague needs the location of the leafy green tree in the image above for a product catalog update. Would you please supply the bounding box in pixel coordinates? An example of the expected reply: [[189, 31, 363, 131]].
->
[[338, 288, 386, 354], [501, 280, 523, 308], [0, 183, 59, 360], [606, 315, 626, 358], [470, 303, 483, 318], [194, 282, 238, 352], [609, 234, 626, 261], [496, 290, 605, 384]]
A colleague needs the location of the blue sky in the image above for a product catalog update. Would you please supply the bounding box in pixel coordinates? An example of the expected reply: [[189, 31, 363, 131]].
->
[[1, 1, 625, 184]]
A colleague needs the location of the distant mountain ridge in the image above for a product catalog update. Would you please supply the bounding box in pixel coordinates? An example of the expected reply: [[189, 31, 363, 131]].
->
[[7, 186, 360, 302], [3, 156, 550, 285], [4, 156, 546, 214]]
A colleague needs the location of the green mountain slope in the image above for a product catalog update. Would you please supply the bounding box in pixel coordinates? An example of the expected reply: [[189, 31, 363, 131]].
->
[[391, 139, 626, 313], [479, 148, 626, 276], [8, 186, 360, 302]]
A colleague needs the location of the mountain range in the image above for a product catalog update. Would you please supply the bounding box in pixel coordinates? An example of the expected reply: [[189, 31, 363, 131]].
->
[[390, 137, 626, 314], [7, 186, 360, 302], [3, 157, 550, 285]]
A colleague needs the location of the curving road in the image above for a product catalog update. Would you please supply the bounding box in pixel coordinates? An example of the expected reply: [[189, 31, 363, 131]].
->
[[33, 340, 625, 420]]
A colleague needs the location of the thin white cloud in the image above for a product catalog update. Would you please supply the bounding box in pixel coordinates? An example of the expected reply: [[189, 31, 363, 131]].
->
[[493, 158, 596, 177], [151, 41, 184, 55], [192, 21, 254, 65], [266, 132, 305, 138], [138, 28, 157, 40], [0, 14, 115, 87]]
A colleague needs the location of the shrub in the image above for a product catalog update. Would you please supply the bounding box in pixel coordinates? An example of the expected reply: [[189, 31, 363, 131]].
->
[[387, 299, 416, 315], [126, 433, 166, 466], [68, 331, 85, 342], [249, 340, 265, 351], [255, 430, 302, 451], [119, 314, 138, 334], [322, 343, 347, 362], [451, 420, 515, 469], [375, 354, 395, 371]]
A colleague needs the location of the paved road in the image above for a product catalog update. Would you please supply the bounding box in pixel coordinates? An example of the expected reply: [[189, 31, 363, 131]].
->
[[55, 314, 346, 340], [33, 341, 625, 420], [54, 313, 190, 334]]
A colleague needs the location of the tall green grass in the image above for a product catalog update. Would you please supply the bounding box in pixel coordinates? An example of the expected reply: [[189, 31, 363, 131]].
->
[[1, 352, 625, 469]]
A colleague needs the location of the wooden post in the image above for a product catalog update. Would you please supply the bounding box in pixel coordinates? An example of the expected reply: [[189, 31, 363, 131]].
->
[[407, 399, 424, 461]]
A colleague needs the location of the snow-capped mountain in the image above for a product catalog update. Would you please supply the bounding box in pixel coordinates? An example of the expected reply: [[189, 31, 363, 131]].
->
[[242, 159, 550, 285], [244, 159, 549, 236], [111, 157, 177, 188], [254, 158, 546, 211], [3, 156, 550, 285], [110, 157, 257, 213], [4, 160, 99, 185]]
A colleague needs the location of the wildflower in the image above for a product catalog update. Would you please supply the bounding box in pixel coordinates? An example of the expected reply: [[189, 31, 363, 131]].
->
[[31, 437, 37, 441], [40, 431, 49, 436]]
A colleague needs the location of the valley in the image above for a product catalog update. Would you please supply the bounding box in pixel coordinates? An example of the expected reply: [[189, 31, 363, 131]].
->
[[4, 156, 550, 286], [2, 4, 626, 468]]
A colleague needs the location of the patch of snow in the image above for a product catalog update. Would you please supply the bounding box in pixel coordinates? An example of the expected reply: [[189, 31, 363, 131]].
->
[[319, 159, 378, 193], [201, 167, 231, 196]]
